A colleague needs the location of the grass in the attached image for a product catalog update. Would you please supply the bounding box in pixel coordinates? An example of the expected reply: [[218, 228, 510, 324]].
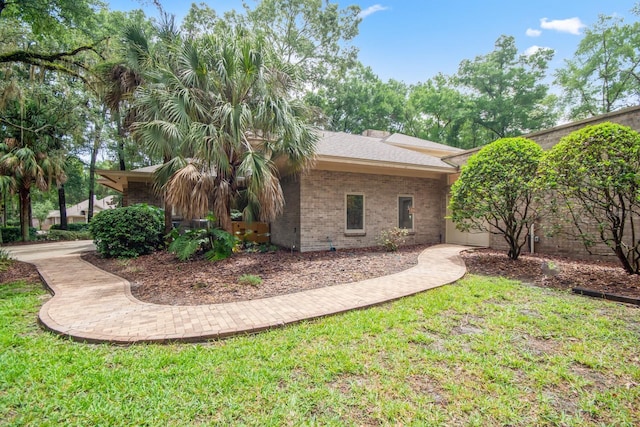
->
[[1, 274, 639, 426], [238, 273, 263, 286]]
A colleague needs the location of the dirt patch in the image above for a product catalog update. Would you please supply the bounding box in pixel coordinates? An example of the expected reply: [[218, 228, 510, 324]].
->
[[0, 260, 41, 285], [462, 248, 640, 300], [82, 245, 428, 306]]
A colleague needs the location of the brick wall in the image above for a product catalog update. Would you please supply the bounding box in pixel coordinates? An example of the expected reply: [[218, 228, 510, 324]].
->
[[124, 181, 161, 207], [270, 176, 301, 250], [296, 170, 447, 252], [451, 106, 640, 261], [444, 105, 640, 167]]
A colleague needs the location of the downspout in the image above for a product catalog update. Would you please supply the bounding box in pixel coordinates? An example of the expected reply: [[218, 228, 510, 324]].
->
[[530, 224, 535, 254]]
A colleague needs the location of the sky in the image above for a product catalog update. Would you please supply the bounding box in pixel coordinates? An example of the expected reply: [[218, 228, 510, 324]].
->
[[107, 0, 639, 85]]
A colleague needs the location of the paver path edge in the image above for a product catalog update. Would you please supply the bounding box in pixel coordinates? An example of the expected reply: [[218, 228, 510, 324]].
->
[[13, 242, 469, 344]]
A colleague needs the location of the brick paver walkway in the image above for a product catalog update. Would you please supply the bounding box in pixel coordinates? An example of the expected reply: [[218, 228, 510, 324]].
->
[[15, 242, 468, 344]]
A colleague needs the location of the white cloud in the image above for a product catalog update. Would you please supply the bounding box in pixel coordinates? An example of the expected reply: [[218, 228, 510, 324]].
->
[[523, 45, 553, 57], [526, 28, 542, 37], [540, 17, 586, 35], [524, 45, 543, 56], [358, 4, 389, 19]]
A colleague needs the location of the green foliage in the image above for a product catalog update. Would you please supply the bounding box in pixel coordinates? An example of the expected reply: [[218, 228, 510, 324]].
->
[[89, 204, 163, 258], [306, 63, 409, 134], [455, 35, 559, 143], [0, 226, 36, 243], [376, 227, 409, 252], [44, 229, 92, 241], [449, 137, 543, 260], [238, 274, 262, 287], [168, 219, 239, 262], [50, 223, 90, 232], [538, 122, 640, 274], [555, 14, 640, 119], [32, 200, 55, 230]]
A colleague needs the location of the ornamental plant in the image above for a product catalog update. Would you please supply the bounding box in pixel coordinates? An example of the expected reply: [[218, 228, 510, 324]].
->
[[537, 122, 640, 274], [449, 137, 542, 260], [377, 227, 409, 252], [89, 204, 164, 258]]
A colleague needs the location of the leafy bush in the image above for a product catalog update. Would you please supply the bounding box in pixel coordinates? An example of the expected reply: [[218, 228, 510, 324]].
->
[[50, 223, 90, 232], [377, 227, 409, 252], [89, 204, 164, 258], [168, 215, 239, 261], [45, 230, 92, 241], [0, 226, 36, 243]]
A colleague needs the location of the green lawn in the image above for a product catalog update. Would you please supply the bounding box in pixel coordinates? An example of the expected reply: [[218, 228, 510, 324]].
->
[[1, 275, 639, 426]]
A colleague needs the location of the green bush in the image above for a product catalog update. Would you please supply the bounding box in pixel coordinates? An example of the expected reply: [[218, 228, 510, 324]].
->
[[168, 215, 239, 261], [89, 204, 164, 258], [0, 226, 36, 243], [376, 227, 409, 252], [45, 230, 92, 241], [50, 223, 90, 232]]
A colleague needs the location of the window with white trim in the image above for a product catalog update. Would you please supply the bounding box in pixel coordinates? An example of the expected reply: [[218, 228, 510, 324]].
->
[[345, 193, 365, 232], [398, 195, 414, 230]]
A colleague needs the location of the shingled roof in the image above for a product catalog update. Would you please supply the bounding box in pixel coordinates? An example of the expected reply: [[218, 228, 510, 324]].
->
[[315, 131, 458, 171]]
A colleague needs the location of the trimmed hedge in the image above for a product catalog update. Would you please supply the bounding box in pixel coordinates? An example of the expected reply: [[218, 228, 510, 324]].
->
[[45, 230, 92, 241], [89, 204, 164, 258], [50, 223, 90, 232], [0, 226, 37, 243]]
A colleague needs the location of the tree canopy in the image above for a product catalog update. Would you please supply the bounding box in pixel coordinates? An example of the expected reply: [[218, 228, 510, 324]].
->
[[538, 122, 640, 274]]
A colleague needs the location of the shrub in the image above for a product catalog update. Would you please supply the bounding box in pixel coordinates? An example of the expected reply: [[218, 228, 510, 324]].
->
[[50, 223, 90, 232], [89, 204, 164, 258], [449, 137, 542, 260], [377, 227, 409, 252], [0, 226, 36, 243], [168, 215, 239, 261], [45, 230, 92, 241]]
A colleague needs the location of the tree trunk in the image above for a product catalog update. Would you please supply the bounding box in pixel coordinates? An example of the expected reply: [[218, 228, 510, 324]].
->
[[58, 185, 68, 230], [117, 120, 126, 171], [18, 187, 30, 242], [87, 114, 104, 222]]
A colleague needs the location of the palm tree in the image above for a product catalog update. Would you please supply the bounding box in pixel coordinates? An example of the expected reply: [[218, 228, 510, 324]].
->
[[0, 96, 67, 241], [132, 30, 317, 233]]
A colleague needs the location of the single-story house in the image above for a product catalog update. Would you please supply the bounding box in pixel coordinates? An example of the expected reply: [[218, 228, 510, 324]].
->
[[97, 131, 466, 252], [96, 104, 640, 258], [42, 196, 118, 230]]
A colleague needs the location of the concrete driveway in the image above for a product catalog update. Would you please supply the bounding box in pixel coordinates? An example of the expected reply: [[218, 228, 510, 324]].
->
[[5, 240, 96, 262]]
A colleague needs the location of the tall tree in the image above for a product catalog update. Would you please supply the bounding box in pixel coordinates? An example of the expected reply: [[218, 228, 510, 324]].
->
[[0, 0, 106, 82], [0, 86, 68, 240], [132, 30, 318, 233], [226, 0, 361, 89], [455, 35, 559, 144], [555, 14, 640, 119], [305, 63, 408, 134]]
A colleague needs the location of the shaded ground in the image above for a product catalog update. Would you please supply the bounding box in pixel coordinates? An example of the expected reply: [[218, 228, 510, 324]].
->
[[462, 248, 640, 300], [5, 245, 639, 305]]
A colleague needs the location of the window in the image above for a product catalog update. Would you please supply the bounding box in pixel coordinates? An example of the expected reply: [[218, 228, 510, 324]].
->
[[398, 196, 414, 230], [346, 194, 364, 232]]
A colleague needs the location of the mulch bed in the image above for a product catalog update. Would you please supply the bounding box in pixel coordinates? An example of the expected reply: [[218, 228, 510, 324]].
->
[[462, 248, 640, 300], [81, 245, 429, 306], [4, 245, 639, 306]]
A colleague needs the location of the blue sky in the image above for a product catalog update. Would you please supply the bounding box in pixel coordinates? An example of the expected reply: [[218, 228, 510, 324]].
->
[[108, 1, 639, 85]]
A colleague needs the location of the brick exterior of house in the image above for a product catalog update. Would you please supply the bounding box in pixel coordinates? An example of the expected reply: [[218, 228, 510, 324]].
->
[[271, 170, 447, 252], [448, 105, 640, 260]]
